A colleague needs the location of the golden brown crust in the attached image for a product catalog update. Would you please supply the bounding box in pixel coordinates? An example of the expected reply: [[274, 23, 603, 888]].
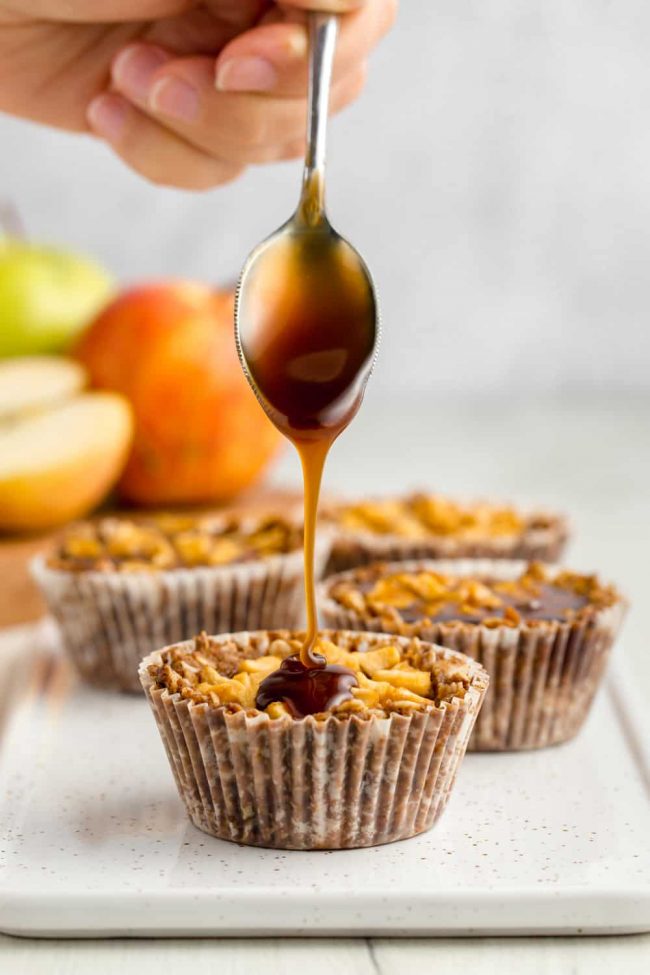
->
[[323, 493, 569, 573], [326, 561, 619, 634], [327, 493, 558, 540], [47, 513, 302, 573], [148, 629, 477, 719]]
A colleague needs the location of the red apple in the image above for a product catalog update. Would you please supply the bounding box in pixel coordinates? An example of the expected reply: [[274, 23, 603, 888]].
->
[[74, 282, 281, 505]]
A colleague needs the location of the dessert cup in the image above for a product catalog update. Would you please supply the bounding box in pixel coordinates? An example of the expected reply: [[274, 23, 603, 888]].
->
[[319, 559, 626, 751], [139, 628, 489, 849], [33, 513, 329, 693], [323, 493, 569, 574]]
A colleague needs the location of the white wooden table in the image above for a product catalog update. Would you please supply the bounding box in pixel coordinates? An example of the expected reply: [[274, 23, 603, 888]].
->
[[1, 393, 649, 971], [0, 934, 649, 974]]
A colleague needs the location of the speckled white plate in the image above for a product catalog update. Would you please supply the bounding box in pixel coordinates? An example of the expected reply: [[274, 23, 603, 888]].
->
[[0, 620, 648, 938]]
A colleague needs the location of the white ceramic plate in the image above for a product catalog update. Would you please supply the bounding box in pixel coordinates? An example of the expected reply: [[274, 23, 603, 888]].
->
[[0, 620, 648, 937]]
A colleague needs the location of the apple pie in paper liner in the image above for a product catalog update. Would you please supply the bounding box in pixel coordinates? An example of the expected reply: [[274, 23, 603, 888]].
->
[[31, 513, 330, 693], [323, 493, 570, 574], [318, 559, 626, 751], [139, 629, 488, 850]]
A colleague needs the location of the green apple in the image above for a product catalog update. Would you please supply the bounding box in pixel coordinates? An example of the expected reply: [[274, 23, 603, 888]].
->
[[0, 356, 86, 420], [0, 240, 113, 357]]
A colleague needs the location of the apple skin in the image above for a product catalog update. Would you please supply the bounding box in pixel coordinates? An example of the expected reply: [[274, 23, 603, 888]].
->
[[0, 392, 133, 532], [0, 241, 113, 357], [74, 282, 282, 506]]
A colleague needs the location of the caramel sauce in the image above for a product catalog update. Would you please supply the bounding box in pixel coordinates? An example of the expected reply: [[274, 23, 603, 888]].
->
[[255, 654, 359, 718], [358, 579, 589, 625], [397, 584, 588, 624], [238, 191, 376, 704]]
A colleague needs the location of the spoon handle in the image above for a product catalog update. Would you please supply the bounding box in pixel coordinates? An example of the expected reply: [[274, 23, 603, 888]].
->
[[297, 12, 338, 226]]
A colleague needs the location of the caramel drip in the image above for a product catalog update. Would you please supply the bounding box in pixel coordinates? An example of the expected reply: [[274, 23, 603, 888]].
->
[[239, 220, 375, 671], [297, 437, 331, 665]]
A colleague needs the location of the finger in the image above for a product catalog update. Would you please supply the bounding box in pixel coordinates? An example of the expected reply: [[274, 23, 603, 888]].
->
[[214, 0, 396, 97], [86, 93, 244, 190], [144, 1, 270, 55], [163, 67, 366, 164], [275, 138, 306, 162], [13, 1, 196, 22], [274, 0, 366, 11], [111, 48, 367, 163], [14, 0, 267, 25]]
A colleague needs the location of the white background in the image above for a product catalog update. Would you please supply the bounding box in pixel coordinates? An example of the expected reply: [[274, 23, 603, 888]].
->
[[1, 1, 650, 399]]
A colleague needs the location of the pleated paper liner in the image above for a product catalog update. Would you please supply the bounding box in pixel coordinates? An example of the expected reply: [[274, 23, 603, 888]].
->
[[318, 559, 627, 752], [323, 504, 570, 575], [139, 629, 489, 850], [31, 534, 331, 694]]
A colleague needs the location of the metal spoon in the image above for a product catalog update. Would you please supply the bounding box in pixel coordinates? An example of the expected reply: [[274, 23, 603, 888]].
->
[[234, 11, 379, 437], [234, 12, 379, 667]]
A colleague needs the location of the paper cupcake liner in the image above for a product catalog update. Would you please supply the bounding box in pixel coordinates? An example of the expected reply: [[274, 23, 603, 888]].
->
[[31, 538, 330, 694], [318, 559, 627, 752], [139, 629, 488, 850], [325, 509, 569, 575]]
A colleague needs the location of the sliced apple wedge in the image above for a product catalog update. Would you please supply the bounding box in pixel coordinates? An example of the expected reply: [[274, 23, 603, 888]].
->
[[0, 356, 86, 420], [0, 393, 133, 531]]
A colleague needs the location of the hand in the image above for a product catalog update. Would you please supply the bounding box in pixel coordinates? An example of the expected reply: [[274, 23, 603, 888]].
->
[[0, 1, 396, 189]]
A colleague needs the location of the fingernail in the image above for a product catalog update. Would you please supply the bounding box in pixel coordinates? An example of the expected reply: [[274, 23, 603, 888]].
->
[[112, 45, 169, 102], [216, 56, 278, 93], [149, 76, 200, 122], [284, 28, 308, 59], [87, 94, 128, 142]]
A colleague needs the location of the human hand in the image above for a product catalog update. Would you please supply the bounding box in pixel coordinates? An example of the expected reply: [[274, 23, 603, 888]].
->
[[0, 1, 396, 189]]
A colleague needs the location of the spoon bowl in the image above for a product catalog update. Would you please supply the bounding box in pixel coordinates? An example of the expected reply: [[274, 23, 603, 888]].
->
[[235, 13, 379, 440], [236, 216, 377, 439]]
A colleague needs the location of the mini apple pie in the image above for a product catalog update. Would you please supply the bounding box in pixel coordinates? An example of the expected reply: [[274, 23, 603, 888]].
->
[[32, 512, 330, 692], [140, 629, 488, 849], [322, 493, 569, 573], [319, 560, 626, 751]]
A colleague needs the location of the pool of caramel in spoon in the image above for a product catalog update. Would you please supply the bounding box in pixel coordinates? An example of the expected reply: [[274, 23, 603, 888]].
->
[[239, 211, 376, 713]]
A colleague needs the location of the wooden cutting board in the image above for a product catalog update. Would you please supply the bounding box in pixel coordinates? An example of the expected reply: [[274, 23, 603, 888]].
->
[[0, 532, 50, 627], [0, 488, 300, 629]]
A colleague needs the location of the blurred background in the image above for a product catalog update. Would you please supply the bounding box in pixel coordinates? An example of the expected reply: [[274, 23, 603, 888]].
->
[[2, 1, 650, 397]]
